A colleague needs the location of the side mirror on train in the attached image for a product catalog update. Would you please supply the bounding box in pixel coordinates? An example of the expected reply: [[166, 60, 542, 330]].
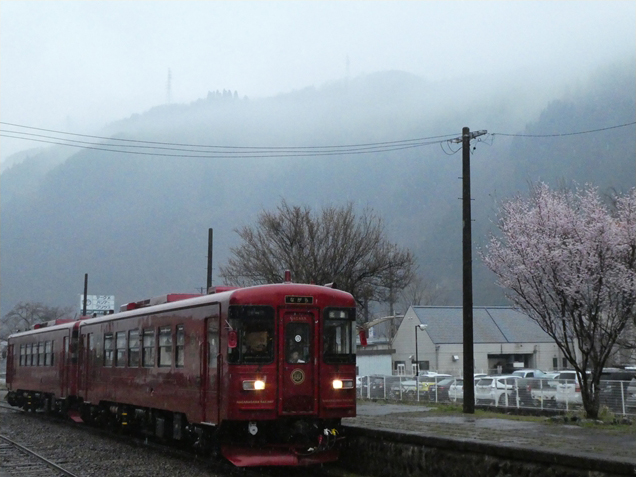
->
[[228, 330, 238, 349], [358, 329, 367, 347]]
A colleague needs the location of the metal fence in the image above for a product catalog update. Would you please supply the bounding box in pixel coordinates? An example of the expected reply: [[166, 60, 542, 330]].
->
[[356, 375, 636, 416]]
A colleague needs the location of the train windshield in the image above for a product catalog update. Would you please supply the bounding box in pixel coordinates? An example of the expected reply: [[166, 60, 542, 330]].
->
[[323, 308, 356, 364], [227, 305, 274, 364]]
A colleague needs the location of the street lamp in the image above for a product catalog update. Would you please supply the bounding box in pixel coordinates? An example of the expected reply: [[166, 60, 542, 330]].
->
[[414, 324, 428, 375]]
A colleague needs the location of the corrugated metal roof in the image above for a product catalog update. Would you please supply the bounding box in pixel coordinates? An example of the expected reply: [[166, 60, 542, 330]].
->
[[485, 307, 554, 343], [411, 306, 552, 344]]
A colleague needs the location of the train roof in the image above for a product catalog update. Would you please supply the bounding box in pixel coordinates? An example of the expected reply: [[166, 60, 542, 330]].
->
[[9, 282, 355, 339], [7, 318, 79, 340]]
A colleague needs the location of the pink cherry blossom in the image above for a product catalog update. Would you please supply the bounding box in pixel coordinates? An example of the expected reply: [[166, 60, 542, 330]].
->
[[482, 183, 636, 418]]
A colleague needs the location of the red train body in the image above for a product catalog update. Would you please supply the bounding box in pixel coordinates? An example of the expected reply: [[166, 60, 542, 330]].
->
[[6, 282, 358, 466]]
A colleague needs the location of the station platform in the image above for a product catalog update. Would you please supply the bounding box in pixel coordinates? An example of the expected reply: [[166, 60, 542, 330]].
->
[[340, 401, 636, 476]]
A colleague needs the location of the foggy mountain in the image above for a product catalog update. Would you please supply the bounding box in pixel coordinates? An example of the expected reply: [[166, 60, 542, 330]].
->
[[1, 59, 634, 318]]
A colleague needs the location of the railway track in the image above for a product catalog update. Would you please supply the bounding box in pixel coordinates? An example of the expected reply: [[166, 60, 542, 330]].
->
[[0, 401, 362, 477], [0, 433, 80, 477]]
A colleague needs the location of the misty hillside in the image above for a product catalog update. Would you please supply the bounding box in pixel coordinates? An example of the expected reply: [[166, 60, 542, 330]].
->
[[1, 60, 634, 317]]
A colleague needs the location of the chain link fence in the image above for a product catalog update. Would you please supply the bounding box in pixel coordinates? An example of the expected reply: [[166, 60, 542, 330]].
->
[[357, 374, 636, 416]]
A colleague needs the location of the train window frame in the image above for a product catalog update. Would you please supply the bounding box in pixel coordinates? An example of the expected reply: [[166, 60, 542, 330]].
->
[[38, 342, 45, 366], [128, 329, 140, 367], [115, 331, 126, 367], [286, 322, 310, 364], [142, 329, 155, 367], [322, 307, 356, 365], [19, 344, 25, 366], [44, 341, 52, 366], [26, 343, 32, 366], [103, 333, 114, 367], [175, 325, 185, 368], [227, 305, 275, 365], [158, 326, 173, 367]]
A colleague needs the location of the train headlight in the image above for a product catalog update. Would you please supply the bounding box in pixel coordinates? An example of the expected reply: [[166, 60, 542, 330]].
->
[[332, 379, 353, 390], [243, 379, 266, 391]]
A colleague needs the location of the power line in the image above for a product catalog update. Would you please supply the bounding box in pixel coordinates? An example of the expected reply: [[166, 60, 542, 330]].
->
[[0, 131, 450, 159], [0, 134, 449, 158], [1, 119, 634, 159], [492, 121, 636, 138], [0, 121, 458, 151]]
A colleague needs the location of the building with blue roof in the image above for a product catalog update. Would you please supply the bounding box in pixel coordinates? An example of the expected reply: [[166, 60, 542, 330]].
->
[[391, 306, 574, 376]]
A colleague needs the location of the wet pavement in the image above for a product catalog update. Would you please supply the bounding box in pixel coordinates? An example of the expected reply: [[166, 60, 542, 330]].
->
[[344, 401, 636, 465]]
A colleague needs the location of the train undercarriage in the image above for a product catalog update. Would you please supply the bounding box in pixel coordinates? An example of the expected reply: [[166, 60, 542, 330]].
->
[[6, 389, 343, 466]]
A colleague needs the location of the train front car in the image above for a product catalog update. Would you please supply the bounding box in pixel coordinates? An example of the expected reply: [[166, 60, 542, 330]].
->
[[219, 282, 357, 466]]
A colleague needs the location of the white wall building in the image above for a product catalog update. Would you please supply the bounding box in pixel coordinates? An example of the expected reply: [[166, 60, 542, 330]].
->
[[355, 337, 394, 376], [393, 306, 573, 376]]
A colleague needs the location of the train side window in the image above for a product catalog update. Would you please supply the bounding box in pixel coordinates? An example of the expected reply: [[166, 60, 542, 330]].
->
[[158, 326, 172, 367], [103, 333, 114, 367], [38, 342, 45, 366], [323, 308, 356, 364], [115, 331, 126, 367], [175, 325, 185, 368], [26, 343, 32, 366], [19, 344, 25, 366], [142, 329, 155, 367], [207, 321, 218, 368], [128, 329, 139, 367], [45, 341, 52, 366], [51, 341, 55, 366]]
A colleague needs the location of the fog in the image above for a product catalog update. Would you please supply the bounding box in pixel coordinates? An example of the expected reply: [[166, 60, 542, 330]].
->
[[1, 1, 634, 163]]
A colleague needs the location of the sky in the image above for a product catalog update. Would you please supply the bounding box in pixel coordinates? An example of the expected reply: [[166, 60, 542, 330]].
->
[[1, 1, 635, 162]]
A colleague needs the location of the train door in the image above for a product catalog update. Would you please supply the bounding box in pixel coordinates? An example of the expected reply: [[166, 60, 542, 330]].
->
[[279, 310, 317, 415], [60, 335, 69, 397], [78, 332, 93, 400], [203, 306, 221, 424], [6, 344, 14, 387]]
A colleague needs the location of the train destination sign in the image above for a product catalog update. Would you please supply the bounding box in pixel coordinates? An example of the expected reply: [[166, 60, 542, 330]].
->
[[285, 296, 313, 305]]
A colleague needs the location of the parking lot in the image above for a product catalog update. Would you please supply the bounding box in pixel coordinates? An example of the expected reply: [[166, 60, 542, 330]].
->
[[357, 371, 636, 416]]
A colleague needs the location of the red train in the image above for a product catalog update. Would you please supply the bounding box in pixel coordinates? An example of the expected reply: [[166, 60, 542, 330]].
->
[[6, 278, 359, 466]]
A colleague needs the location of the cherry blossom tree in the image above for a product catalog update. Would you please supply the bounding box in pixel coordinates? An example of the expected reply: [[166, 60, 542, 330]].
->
[[482, 183, 636, 418]]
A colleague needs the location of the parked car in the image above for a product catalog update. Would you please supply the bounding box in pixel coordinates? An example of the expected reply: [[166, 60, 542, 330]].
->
[[625, 378, 636, 415], [428, 377, 460, 402], [529, 373, 560, 407], [598, 371, 636, 411], [366, 375, 387, 399], [512, 369, 550, 407], [555, 370, 591, 408], [390, 374, 452, 399], [511, 369, 549, 379], [475, 375, 520, 407], [445, 375, 486, 402], [448, 378, 464, 401]]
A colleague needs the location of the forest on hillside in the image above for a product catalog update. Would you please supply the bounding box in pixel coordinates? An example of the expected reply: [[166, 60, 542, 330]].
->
[[1, 58, 634, 319]]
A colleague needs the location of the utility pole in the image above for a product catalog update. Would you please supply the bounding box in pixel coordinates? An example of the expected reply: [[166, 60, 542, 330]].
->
[[207, 228, 213, 292], [452, 127, 487, 414], [82, 273, 88, 316]]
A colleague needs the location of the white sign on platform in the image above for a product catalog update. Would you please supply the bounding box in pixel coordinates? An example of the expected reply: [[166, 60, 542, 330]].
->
[[80, 295, 115, 314]]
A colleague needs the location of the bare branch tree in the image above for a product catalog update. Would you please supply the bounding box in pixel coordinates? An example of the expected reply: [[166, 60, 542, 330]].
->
[[220, 200, 416, 313], [399, 274, 448, 309], [0, 302, 74, 339], [482, 183, 636, 419]]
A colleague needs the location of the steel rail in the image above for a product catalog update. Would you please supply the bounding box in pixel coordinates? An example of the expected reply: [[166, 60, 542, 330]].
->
[[0, 434, 81, 477]]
